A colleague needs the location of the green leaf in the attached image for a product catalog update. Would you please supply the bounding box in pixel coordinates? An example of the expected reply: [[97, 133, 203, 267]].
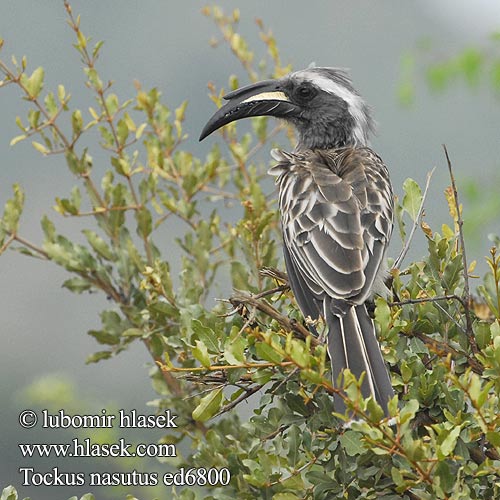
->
[[85, 68, 103, 91], [88, 329, 120, 346], [86, 350, 112, 364], [192, 387, 223, 421], [192, 339, 210, 368], [2, 183, 24, 233], [45, 92, 57, 117], [62, 277, 92, 294], [486, 430, 500, 447], [1, 485, 18, 500], [440, 425, 461, 457], [287, 424, 302, 465], [122, 328, 144, 338], [82, 229, 115, 261], [340, 430, 365, 456], [26, 66, 44, 97], [400, 399, 419, 424], [10, 134, 27, 146], [255, 342, 283, 364], [224, 335, 246, 364], [474, 321, 491, 350], [192, 319, 219, 353], [442, 254, 462, 292], [375, 297, 391, 335], [71, 109, 83, 136], [40, 215, 56, 241], [117, 119, 129, 145], [272, 493, 300, 500], [32, 141, 49, 155], [65, 150, 85, 175], [135, 207, 152, 238], [394, 197, 406, 242], [402, 178, 422, 221]]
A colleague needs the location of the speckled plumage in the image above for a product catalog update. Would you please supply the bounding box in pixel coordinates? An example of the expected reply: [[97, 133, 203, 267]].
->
[[200, 67, 395, 416], [269, 146, 394, 413]]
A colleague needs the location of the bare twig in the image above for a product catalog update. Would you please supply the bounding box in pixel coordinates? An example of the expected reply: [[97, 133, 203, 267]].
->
[[393, 168, 435, 270], [156, 359, 294, 373], [442, 145, 478, 354], [389, 293, 465, 308], [12, 234, 49, 259], [0, 234, 15, 255], [215, 383, 262, 417], [229, 290, 319, 347], [260, 266, 289, 284]]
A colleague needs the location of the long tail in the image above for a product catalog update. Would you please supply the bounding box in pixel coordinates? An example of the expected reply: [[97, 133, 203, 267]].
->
[[326, 303, 394, 416]]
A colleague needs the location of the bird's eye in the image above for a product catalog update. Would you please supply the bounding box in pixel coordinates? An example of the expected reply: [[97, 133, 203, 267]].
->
[[295, 85, 316, 100]]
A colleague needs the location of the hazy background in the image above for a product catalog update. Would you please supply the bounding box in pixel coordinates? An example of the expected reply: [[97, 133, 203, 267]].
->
[[1, 1, 499, 498]]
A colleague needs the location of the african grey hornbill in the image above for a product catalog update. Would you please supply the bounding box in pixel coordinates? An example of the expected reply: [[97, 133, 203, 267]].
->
[[200, 67, 394, 416]]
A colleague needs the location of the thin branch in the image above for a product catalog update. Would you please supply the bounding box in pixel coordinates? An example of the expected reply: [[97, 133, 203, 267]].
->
[[393, 168, 435, 270], [0, 233, 15, 255], [390, 293, 465, 308], [71, 205, 141, 217], [215, 383, 262, 417], [260, 266, 289, 284], [403, 328, 483, 375], [229, 290, 319, 347], [13, 234, 49, 259], [442, 145, 478, 354], [156, 359, 294, 373]]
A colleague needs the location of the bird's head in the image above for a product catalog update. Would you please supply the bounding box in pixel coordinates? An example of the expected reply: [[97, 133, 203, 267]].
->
[[200, 67, 374, 150]]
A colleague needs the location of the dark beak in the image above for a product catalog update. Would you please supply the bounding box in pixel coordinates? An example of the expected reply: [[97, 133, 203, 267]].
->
[[199, 79, 298, 141]]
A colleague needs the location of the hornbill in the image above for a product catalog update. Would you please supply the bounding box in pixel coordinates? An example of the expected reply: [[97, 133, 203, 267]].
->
[[200, 67, 394, 416]]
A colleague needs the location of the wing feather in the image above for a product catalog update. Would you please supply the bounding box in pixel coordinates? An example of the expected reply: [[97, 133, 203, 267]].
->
[[275, 147, 393, 306]]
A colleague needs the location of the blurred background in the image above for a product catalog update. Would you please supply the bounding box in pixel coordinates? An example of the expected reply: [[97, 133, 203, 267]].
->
[[1, 1, 500, 498]]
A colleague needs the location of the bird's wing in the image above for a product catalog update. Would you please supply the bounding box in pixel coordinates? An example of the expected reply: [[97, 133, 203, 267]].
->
[[276, 147, 393, 310]]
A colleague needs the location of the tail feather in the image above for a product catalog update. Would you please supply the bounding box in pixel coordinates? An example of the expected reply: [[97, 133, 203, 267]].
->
[[326, 303, 394, 416]]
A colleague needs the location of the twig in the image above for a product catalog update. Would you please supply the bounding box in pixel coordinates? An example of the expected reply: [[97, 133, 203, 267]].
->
[[403, 328, 483, 375], [156, 360, 294, 373], [389, 294, 464, 308], [261, 424, 289, 442], [13, 234, 49, 259], [260, 266, 289, 284], [0, 233, 15, 255], [391, 292, 468, 334], [215, 383, 262, 417], [253, 284, 289, 299], [229, 290, 319, 347], [393, 168, 435, 270], [271, 367, 299, 395], [442, 145, 478, 354]]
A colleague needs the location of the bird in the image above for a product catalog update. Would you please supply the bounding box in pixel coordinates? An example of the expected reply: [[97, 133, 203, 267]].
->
[[200, 67, 394, 416]]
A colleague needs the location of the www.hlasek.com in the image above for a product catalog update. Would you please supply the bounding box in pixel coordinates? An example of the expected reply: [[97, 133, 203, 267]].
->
[[17, 409, 230, 488]]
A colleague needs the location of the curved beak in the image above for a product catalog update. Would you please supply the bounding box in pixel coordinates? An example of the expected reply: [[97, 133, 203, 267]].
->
[[199, 79, 298, 141]]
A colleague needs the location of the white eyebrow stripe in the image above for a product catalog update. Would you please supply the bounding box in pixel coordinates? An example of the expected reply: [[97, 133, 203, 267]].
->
[[295, 70, 370, 145], [242, 91, 289, 103]]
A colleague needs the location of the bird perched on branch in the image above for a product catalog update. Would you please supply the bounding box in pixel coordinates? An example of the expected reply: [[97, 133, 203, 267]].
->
[[200, 67, 394, 416]]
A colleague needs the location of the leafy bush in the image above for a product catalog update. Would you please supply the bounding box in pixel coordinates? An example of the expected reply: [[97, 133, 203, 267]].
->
[[1, 3, 499, 500]]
